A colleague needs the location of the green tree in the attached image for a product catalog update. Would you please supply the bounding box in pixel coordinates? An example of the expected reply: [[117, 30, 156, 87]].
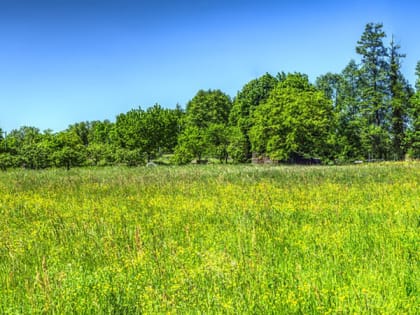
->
[[137, 105, 164, 161], [229, 73, 278, 161], [115, 148, 145, 167], [0, 128, 12, 171], [52, 130, 86, 170], [316, 72, 347, 161], [0, 153, 14, 171], [68, 121, 91, 146], [338, 60, 367, 160], [173, 126, 207, 164], [86, 143, 116, 166], [3, 126, 47, 168], [206, 123, 230, 163], [62, 120, 117, 166], [407, 61, 420, 158], [113, 108, 150, 165], [318, 27, 414, 162], [114, 104, 182, 163], [6, 126, 41, 154], [175, 90, 232, 163], [88, 120, 113, 144], [316, 61, 368, 161], [140, 104, 182, 159], [227, 126, 248, 163], [83, 120, 118, 166], [114, 109, 142, 150], [21, 134, 55, 169], [185, 89, 231, 128], [163, 104, 184, 153], [250, 73, 334, 162], [0, 128, 6, 155], [356, 22, 390, 159], [388, 37, 413, 159]]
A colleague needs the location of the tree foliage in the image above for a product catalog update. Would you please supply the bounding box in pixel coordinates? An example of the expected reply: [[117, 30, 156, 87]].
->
[[407, 61, 420, 158], [175, 90, 232, 163], [1, 22, 419, 168], [185, 89, 231, 128], [229, 73, 278, 161], [114, 104, 182, 163], [250, 73, 334, 162]]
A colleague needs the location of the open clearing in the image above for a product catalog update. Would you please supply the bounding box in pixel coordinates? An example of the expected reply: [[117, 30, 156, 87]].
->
[[0, 163, 419, 313]]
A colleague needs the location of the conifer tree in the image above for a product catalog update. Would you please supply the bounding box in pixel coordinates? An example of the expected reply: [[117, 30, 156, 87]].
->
[[356, 23, 390, 159], [407, 61, 420, 157], [388, 37, 413, 159]]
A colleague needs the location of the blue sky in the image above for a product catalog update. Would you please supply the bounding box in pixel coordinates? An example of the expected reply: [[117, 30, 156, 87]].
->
[[1, 0, 419, 132]]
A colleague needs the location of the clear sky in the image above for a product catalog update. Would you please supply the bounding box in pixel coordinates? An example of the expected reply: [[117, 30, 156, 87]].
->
[[1, 0, 419, 132]]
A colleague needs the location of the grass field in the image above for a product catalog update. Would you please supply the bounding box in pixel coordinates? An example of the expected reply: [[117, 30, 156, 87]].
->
[[0, 163, 419, 314]]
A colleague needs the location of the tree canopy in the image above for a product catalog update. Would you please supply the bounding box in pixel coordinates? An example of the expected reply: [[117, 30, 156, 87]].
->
[[250, 73, 334, 161], [174, 89, 232, 164], [1, 22, 419, 169]]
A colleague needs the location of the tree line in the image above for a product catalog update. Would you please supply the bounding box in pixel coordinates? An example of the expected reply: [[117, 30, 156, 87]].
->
[[1, 23, 419, 169]]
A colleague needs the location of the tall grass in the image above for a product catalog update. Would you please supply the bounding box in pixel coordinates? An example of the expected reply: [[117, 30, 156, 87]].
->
[[0, 163, 419, 313]]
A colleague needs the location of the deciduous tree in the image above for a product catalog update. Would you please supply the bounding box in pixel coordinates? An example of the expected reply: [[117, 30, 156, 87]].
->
[[52, 130, 86, 170], [175, 89, 232, 163], [229, 73, 278, 161], [250, 73, 334, 162]]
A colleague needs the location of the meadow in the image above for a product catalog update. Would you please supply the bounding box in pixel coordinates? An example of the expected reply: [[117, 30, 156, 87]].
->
[[0, 163, 418, 314]]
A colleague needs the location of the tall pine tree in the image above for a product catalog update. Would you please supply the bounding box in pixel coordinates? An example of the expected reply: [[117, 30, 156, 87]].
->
[[407, 61, 420, 157], [356, 23, 390, 159], [416, 62, 420, 91], [388, 37, 413, 159]]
